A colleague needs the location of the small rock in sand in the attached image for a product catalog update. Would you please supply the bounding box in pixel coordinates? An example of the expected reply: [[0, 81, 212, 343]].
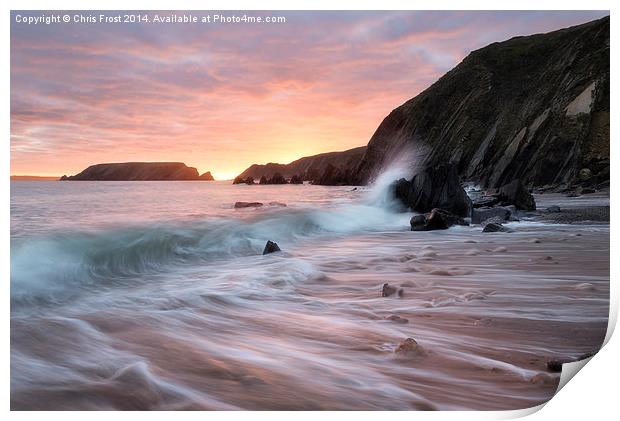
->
[[546, 354, 594, 372], [546, 359, 565, 372], [574, 282, 596, 291], [419, 250, 438, 258], [492, 246, 508, 252], [386, 315, 409, 324], [382, 283, 404, 298], [465, 249, 479, 256], [529, 238, 542, 243], [530, 373, 555, 385], [262, 240, 281, 255], [464, 240, 477, 244], [395, 338, 422, 354]]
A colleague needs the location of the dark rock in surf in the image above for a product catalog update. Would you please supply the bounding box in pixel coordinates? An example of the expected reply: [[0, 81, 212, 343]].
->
[[410, 215, 428, 231], [472, 206, 512, 224], [234, 201, 263, 208], [472, 195, 499, 208], [382, 283, 404, 298], [546, 205, 561, 213], [581, 187, 596, 194], [268, 202, 287, 207], [410, 208, 468, 231], [497, 179, 536, 210], [262, 240, 281, 255], [391, 163, 471, 217], [482, 222, 513, 233]]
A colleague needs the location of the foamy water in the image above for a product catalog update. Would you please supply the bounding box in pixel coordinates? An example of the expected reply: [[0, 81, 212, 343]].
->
[[10, 180, 609, 410]]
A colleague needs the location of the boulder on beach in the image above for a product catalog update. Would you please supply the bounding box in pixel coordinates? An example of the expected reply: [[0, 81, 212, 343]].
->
[[482, 222, 513, 233], [262, 240, 281, 255], [471, 206, 512, 224], [395, 338, 422, 354], [497, 179, 536, 210], [234, 202, 263, 208], [391, 163, 472, 217], [410, 208, 468, 231]]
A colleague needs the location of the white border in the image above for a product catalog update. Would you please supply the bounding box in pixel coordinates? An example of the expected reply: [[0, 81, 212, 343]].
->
[[3, 1, 617, 420]]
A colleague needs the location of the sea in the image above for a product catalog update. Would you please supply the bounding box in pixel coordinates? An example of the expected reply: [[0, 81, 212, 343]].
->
[[10, 174, 610, 410]]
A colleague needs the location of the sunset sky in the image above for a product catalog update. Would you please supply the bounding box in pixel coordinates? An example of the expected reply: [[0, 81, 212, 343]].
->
[[11, 10, 608, 180]]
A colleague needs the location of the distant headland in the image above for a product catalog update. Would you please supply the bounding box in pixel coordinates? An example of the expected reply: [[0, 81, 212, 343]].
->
[[59, 162, 214, 181]]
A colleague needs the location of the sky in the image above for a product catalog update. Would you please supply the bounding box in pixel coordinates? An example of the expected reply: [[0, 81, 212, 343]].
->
[[11, 10, 609, 180]]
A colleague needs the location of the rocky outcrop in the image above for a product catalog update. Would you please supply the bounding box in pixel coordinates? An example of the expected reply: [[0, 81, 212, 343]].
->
[[410, 208, 469, 231], [233, 176, 255, 185], [353, 17, 609, 190], [289, 175, 303, 184], [259, 172, 287, 185], [391, 164, 471, 217], [234, 146, 366, 185], [199, 171, 215, 181], [61, 162, 215, 181]]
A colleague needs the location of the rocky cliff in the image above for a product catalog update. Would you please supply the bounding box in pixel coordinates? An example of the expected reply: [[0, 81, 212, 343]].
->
[[234, 146, 366, 185], [354, 17, 609, 189], [60, 162, 215, 181]]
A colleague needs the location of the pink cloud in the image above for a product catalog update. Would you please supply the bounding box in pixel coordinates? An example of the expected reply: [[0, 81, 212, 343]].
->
[[11, 11, 609, 177]]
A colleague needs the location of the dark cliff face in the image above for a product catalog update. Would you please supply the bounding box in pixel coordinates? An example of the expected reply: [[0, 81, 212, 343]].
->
[[62, 162, 212, 181], [234, 146, 366, 185], [354, 17, 609, 189]]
